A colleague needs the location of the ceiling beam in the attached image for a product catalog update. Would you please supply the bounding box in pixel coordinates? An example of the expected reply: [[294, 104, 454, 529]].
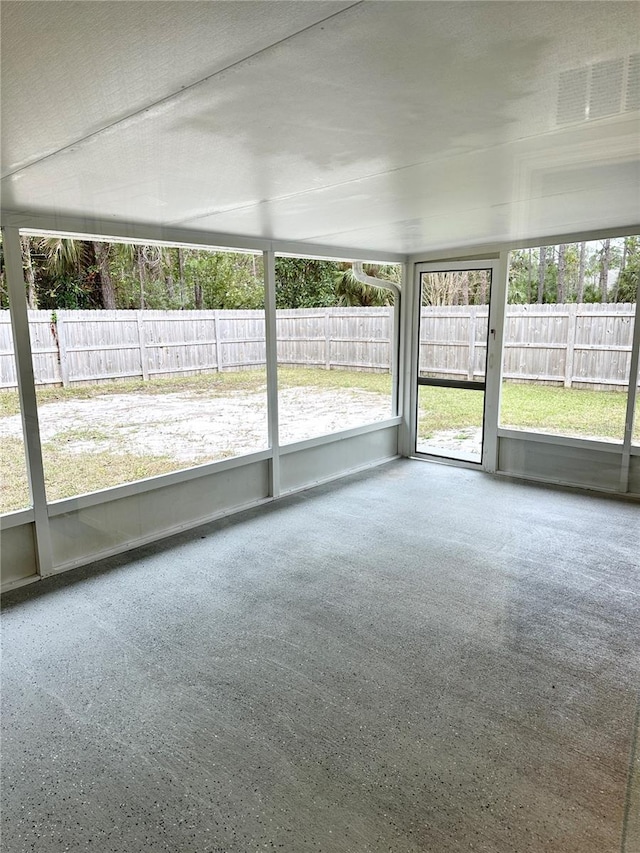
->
[[0, 208, 405, 264]]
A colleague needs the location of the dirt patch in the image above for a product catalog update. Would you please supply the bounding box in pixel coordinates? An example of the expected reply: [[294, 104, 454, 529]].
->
[[417, 426, 483, 459], [0, 387, 393, 462]]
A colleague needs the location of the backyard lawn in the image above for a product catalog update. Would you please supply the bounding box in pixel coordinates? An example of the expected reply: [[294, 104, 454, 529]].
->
[[419, 381, 634, 438], [1, 369, 638, 513]]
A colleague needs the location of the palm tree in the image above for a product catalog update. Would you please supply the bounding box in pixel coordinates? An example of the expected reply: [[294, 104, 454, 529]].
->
[[334, 263, 397, 307], [40, 237, 117, 308], [41, 235, 85, 277]]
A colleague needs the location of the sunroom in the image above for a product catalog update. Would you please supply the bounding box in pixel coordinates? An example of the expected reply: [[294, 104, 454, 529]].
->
[[1, 3, 639, 851], [2, 0, 638, 584]]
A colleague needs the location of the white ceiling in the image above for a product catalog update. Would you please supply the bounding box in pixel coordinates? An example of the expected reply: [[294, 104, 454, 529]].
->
[[2, 1, 639, 256]]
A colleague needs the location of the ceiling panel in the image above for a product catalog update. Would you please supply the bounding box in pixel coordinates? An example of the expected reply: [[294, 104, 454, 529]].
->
[[1, 1, 639, 255], [0, 0, 355, 173], [184, 120, 640, 251]]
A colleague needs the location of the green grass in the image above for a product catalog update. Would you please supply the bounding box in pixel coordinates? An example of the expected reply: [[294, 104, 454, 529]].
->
[[0, 370, 270, 418], [38, 446, 200, 504], [418, 386, 485, 436], [0, 436, 215, 513], [1, 370, 638, 514], [278, 367, 392, 395], [46, 427, 112, 447], [0, 368, 392, 419], [500, 383, 633, 440], [0, 438, 31, 513], [417, 381, 636, 442]]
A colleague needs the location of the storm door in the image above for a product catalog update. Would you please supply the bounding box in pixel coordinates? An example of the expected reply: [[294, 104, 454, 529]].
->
[[414, 264, 495, 464]]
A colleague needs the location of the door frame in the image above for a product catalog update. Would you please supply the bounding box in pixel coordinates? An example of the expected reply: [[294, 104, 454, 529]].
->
[[409, 256, 509, 471]]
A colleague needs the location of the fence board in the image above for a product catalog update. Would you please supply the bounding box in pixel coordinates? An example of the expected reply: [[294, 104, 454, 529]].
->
[[0, 305, 635, 390]]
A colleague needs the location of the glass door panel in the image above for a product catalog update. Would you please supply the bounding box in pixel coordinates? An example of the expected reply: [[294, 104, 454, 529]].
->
[[416, 269, 492, 462]]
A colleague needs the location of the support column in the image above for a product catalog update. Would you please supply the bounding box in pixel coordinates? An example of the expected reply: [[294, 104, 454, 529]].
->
[[620, 282, 640, 492], [263, 249, 280, 497], [399, 261, 416, 457], [3, 226, 53, 575], [482, 253, 509, 474]]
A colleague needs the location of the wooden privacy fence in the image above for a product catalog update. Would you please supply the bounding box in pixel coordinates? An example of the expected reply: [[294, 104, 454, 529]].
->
[[419, 303, 636, 391], [0, 304, 636, 390], [0, 308, 392, 388]]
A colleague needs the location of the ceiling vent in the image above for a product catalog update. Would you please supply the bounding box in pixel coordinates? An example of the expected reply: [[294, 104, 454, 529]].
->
[[557, 53, 639, 124]]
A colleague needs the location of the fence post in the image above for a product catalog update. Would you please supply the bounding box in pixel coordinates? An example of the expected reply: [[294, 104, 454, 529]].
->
[[325, 309, 332, 370], [56, 312, 70, 387], [564, 303, 577, 388], [213, 310, 224, 372], [467, 306, 477, 380], [137, 311, 149, 381]]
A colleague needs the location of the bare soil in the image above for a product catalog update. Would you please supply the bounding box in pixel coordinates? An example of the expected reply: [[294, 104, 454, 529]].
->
[[417, 426, 483, 459], [0, 387, 394, 462]]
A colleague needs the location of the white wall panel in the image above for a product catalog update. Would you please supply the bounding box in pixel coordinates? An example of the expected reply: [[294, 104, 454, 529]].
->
[[0, 523, 37, 587], [280, 426, 399, 494], [18, 426, 399, 579], [49, 460, 270, 572], [498, 435, 625, 493], [628, 453, 640, 496]]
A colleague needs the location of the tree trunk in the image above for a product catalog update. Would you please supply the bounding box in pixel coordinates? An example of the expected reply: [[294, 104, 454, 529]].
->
[[136, 246, 146, 309], [459, 271, 468, 305], [557, 244, 566, 303], [537, 247, 547, 304], [527, 248, 533, 303], [599, 239, 610, 303], [477, 271, 488, 305], [21, 236, 37, 308], [177, 248, 185, 308], [613, 239, 629, 302], [194, 283, 203, 310], [93, 242, 116, 309], [576, 242, 586, 303]]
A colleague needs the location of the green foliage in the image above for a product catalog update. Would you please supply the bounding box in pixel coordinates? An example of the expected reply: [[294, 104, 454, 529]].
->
[[581, 284, 604, 303], [34, 238, 102, 308], [543, 256, 558, 303], [275, 258, 338, 308], [41, 236, 85, 276], [182, 250, 264, 310], [274, 259, 400, 308], [616, 265, 639, 303], [37, 273, 101, 309], [507, 237, 639, 304], [8, 237, 266, 310], [107, 244, 265, 310], [7, 233, 637, 311], [615, 236, 640, 302], [507, 249, 533, 303]]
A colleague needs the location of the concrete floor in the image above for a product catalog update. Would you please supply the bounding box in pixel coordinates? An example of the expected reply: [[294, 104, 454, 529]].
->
[[2, 460, 639, 853]]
